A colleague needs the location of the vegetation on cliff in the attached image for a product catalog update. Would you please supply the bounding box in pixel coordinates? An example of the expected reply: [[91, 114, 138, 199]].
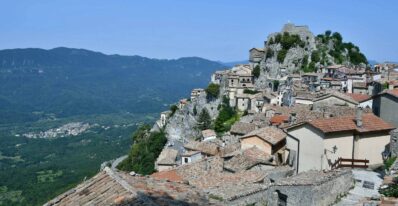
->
[[206, 83, 220, 99], [266, 29, 368, 73], [214, 97, 238, 133], [117, 125, 167, 175]]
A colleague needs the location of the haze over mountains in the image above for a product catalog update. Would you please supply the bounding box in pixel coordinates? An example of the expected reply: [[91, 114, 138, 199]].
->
[[0, 47, 225, 124]]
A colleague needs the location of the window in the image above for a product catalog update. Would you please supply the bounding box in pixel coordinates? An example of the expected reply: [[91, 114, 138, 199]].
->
[[184, 157, 189, 163]]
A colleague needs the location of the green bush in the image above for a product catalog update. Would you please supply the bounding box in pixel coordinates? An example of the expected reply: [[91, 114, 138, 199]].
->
[[268, 38, 274, 45], [243, 89, 260, 94], [205, 83, 220, 99], [170, 104, 178, 116], [252, 65, 261, 78], [197, 108, 212, 130], [277, 49, 288, 63], [266, 48, 274, 58], [311, 50, 321, 63], [380, 184, 398, 197], [117, 125, 167, 175], [214, 97, 237, 133], [385, 156, 397, 170]]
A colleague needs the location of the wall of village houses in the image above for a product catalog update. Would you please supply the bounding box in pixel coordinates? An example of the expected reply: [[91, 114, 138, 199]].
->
[[323, 132, 354, 168], [287, 125, 325, 173], [294, 98, 313, 105], [236, 98, 251, 111], [374, 95, 398, 127], [355, 132, 390, 165], [241, 137, 272, 155]]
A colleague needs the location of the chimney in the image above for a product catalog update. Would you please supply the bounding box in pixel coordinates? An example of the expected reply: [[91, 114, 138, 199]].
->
[[355, 107, 363, 127], [289, 112, 297, 125]]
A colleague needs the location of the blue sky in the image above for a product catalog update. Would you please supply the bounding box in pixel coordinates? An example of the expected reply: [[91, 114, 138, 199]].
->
[[1, 0, 397, 62]]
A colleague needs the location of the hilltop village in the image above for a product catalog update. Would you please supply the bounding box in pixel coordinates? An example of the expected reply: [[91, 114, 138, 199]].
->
[[47, 24, 398, 206]]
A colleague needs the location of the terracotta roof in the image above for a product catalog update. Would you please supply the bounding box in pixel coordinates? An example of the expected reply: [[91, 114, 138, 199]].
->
[[223, 147, 273, 172], [309, 113, 395, 134], [240, 127, 286, 145], [46, 167, 210, 206], [189, 170, 267, 190], [386, 89, 398, 98], [346, 93, 371, 102], [151, 169, 183, 182], [201, 129, 216, 138], [270, 115, 289, 126], [183, 141, 219, 156], [230, 122, 257, 135]]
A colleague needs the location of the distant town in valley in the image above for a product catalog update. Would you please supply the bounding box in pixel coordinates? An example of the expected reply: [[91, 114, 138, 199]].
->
[[45, 23, 398, 206]]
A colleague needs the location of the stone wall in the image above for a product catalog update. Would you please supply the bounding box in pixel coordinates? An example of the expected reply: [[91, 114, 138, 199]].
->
[[390, 129, 398, 156], [165, 92, 221, 141], [265, 170, 353, 206]]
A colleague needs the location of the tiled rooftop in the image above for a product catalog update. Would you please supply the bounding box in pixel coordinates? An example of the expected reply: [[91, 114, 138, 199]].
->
[[46, 167, 211, 206], [184, 141, 220, 156], [223, 147, 273, 172], [230, 122, 257, 135], [346, 93, 371, 102], [240, 127, 286, 145], [309, 113, 395, 134]]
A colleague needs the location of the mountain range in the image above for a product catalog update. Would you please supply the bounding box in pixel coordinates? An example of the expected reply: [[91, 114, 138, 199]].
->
[[0, 47, 225, 124]]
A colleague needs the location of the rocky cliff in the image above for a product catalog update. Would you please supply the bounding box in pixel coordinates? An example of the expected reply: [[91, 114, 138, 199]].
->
[[165, 93, 221, 141], [256, 23, 368, 89]]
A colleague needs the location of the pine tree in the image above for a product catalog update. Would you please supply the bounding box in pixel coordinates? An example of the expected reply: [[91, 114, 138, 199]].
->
[[198, 108, 211, 130]]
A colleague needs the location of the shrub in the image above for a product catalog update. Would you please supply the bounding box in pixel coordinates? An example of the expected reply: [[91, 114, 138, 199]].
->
[[243, 89, 259, 94], [214, 97, 237, 133], [311, 50, 321, 63], [170, 104, 178, 116], [117, 125, 167, 175], [205, 83, 220, 99], [266, 48, 274, 58], [268, 38, 274, 45], [197, 108, 211, 130], [252, 65, 261, 78], [325, 30, 332, 37], [380, 184, 398, 197], [277, 49, 287, 63], [385, 156, 397, 170], [193, 105, 197, 115]]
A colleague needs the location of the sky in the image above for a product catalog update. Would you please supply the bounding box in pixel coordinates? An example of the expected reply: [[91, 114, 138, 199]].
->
[[1, 0, 397, 62]]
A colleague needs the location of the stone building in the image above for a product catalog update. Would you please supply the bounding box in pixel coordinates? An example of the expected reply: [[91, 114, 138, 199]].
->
[[240, 127, 286, 164], [373, 89, 398, 127], [190, 88, 204, 101], [155, 148, 178, 172], [286, 111, 395, 173], [249, 48, 265, 68]]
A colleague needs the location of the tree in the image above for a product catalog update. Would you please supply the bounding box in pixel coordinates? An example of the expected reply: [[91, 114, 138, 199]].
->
[[252, 65, 261, 78], [170, 104, 178, 116], [277, 49, 287, 63], [325, 30, 332, 37], [193, 105, 197, 115], [268, 38, 274, 44], [332, 32, 343, 43], [198, 108, 211, 130], [205, 83, 220, 99], [311, 50, 321, 63], [266, 48, 274, 58]]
